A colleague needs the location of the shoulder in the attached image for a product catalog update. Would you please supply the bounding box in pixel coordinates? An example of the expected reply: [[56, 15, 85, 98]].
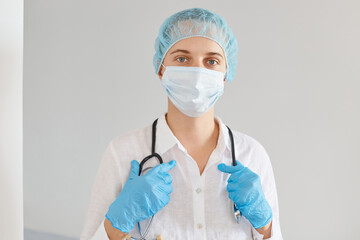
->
[[231, 129, 268, 155], [99, 123, 154, 178], [230, 129, 272, 173], [109, 123, 152, 153]]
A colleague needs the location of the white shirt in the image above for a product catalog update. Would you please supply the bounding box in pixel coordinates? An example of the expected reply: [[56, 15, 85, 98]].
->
[[80, 113, 283, 240]]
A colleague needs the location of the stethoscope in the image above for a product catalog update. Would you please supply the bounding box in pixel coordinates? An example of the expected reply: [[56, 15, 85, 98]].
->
[[128, 118, 242, 240]]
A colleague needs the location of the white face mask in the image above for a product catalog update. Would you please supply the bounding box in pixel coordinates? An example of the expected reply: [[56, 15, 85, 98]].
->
[[161, 64, 225, 117]]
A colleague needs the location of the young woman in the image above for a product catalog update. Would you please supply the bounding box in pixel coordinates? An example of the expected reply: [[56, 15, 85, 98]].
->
[[81, 7, 283, 240]]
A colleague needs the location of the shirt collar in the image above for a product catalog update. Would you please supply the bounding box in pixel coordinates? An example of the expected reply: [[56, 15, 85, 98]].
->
[[155, 113, 179, 156], [155, 113, 233, 157], [215, 115, 233, 153]]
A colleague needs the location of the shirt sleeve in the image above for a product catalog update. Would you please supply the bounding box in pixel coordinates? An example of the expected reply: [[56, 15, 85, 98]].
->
[[250, 141, 284, 240], [91, 219, 107, 240], [80, 140, 125, 240]]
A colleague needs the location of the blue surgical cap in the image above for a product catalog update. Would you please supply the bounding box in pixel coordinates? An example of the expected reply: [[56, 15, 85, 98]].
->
[[153, 7, 239, 82]]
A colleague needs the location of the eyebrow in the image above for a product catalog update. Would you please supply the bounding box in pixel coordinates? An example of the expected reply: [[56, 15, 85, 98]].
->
[[169, 49, 223, 59]]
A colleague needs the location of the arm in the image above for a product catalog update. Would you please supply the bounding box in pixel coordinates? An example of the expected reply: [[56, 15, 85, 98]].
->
[[104, 160, 176, 237], [255, 219, 272, 239], [104, 218, 129, 240], [251, 140, 283, 239], [218, 137, 283, 239], [80, 141, 125, 240]]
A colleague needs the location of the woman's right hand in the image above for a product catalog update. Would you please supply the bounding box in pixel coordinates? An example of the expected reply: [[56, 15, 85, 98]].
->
[[105, 159, 176, 233]]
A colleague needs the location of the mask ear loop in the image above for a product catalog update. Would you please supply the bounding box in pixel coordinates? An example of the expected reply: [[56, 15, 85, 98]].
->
[[161, 63, 167, 70]]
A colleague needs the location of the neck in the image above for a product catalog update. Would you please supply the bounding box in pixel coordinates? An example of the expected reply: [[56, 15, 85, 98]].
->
[[165, 98, 219, 150]]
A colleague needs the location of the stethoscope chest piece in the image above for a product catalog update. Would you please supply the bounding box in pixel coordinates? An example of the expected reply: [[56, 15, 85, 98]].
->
[[234, 205, 242, 223]]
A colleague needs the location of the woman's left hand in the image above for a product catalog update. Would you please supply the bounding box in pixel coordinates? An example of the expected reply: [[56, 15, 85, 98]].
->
[[217, 160, 273, 229]]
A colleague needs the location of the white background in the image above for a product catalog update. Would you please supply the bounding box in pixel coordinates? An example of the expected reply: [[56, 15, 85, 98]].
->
[[20, 0, 360, 239]]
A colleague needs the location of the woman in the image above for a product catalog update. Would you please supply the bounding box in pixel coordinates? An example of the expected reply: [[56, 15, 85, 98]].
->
[[81, 7, 283, 240]]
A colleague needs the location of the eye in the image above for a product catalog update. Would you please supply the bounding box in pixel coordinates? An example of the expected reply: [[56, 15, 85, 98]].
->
[[176, 57, 187, 63], [208, 59, 219, 66]]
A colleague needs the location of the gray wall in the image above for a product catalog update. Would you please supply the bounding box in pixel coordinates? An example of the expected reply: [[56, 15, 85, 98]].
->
[[24, 0, 360, 239]]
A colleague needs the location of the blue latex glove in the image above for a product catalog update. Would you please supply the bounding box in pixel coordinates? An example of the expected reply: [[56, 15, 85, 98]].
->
[[105, 159, 176, 233], [218, 160, 273, 229]]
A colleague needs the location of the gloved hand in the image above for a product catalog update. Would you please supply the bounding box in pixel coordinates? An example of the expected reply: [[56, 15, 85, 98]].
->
[[105, 159, 176, 233], [218, 160, 272, 229]]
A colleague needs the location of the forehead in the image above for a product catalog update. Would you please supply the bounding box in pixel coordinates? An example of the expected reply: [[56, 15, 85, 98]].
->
[[166, 36, 225, 57]]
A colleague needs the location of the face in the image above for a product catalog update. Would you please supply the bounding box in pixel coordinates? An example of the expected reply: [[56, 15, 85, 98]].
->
[[158, 36, 227, 83]]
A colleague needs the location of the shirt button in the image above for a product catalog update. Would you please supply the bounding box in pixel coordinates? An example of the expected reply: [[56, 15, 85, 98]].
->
[[196, 188, 202, 193], [197, 223, 203, 229]]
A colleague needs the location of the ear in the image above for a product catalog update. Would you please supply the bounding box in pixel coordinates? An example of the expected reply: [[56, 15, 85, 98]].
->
[[158, 65, 164, 80]]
